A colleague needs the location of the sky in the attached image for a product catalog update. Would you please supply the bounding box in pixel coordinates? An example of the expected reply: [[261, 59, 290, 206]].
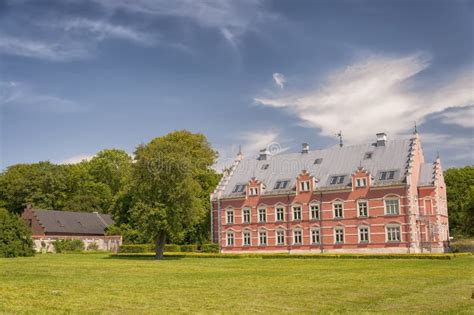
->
[[0, 0, 473, 171]]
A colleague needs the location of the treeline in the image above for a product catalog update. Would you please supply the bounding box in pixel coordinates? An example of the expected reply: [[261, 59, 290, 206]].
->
[[0, 130, 221, 248]]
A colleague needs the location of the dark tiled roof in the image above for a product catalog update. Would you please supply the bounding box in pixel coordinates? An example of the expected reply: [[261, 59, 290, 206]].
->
[[33, 209, 114, 235]]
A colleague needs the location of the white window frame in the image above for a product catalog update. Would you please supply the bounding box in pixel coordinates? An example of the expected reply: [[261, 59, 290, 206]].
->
[[356, 178, 367, 187], [243, 231, 251, 246], [311, 228, 320, 244], [226, 231, 235, 246], [226, 208, 234, 224], [275, 207, 285, 221], [357, 200, 368, 217], [384, 198, 400, 215], [333, 201, 344, 219], [334, 227, 344, 244], [249, 187, 258, 196], [386, 225, 401, 242], [300, 181, 310, 192], [292, 205, 302, 221], [242, 208, 251, 224], [258, 231, 267, 246], [310, 203, 320, 220], [293, 229, 303, 245], [358, 226, 370, 243], [258, 207, 267, 223], [276, 230, 285, 245]]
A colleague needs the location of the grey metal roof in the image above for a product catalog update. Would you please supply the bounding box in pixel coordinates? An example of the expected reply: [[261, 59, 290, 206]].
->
[[33, 209, 114, 235], [222, 138, 414, 197], [418, 163, 435, 186]]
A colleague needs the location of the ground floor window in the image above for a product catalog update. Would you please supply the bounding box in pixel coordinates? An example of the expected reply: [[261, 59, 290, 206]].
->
[[359, 226, 369, 243], [276, 230, 285, 245], [259, 231, 267, 246], [293, 229, 303, 245], [386, 226, 401, 242], [226, 232, 234, 246], [334, 227, 344, 244], [243, 231, 251, 246], [311, 229, 320, 244]]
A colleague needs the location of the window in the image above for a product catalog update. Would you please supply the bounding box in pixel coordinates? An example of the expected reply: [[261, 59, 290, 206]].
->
[[356, 178, 367, 187], [249, 187, 258, 196], [310, 204, 320, 220], [333, 202, 343, 218], [276, 207, 284, 221], [293, 205, 302, 221], [232, 184, 246, 193], [379, 170, 396, 181], [385, 199, 400, 215], [259, 231, 267, 245], [274, 180, 289, 190], [243, 231, 251, 246], [226, 232, 234, 246], [364, 152, 373, 159], [258, 208, 267, 223], [386, 226, 401, 242], [311, 229, 320, 244], [359, 226, 369, 243], [329, 175, 346, 185], [358, 200, 368, 217], [242, 208, 251, 224], [276, 230, 285, 245], [293, 230, 303, 245], [314, 158, 323, 164], [300, 181, 310, 192], [334, 228, 344, 244], [261, 164, 269, 170], [226, 209, 234, 224]]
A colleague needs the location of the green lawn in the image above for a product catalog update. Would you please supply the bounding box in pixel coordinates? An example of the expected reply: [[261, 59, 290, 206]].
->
[[1, 254, 473, 314]]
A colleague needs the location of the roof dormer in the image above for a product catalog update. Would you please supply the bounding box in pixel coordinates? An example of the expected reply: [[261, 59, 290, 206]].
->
[[247, 177, 265, 198], [352, 167, 371, 190], [296, 170, 316, 194]]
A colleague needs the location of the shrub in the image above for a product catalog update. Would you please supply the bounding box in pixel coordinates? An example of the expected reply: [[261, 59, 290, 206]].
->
[[450, 239, 474, 253], [53, 239, 85, 253], [0, 208, 35, 258], [201, 243, 219, 253], [119, 244, 153, 253], [164, 244, 181, 252], [180, 245, 198, 252], [87, 242, 99, 251]]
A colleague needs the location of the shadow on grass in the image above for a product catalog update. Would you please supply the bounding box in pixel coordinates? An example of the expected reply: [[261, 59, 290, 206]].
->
[[104, 254, 185, 261]]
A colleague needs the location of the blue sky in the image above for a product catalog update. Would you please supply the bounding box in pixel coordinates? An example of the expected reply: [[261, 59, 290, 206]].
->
[[0, 0, 473, 171]]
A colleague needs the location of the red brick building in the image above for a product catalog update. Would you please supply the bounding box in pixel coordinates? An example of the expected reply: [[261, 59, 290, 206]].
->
[[211, 132, 449, 253]]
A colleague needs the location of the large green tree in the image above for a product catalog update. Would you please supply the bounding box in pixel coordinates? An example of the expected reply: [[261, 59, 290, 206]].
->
[[444, 166, 474, 237], [0, 208, 35, 258], [128, 130, 217, 259]]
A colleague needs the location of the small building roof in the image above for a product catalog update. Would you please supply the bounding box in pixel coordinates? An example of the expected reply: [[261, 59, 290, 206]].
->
[[32, 209, 114, 235], [418, 163, 435, 186]]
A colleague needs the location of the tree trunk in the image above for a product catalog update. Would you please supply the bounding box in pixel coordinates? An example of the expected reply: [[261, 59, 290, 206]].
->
[[155, 233, 166, 260]]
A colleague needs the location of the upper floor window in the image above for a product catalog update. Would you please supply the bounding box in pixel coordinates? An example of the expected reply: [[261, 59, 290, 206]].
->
[[355, 178, 367, 187], [333, 202, 343, 218], [258, 208, 267, 223], [293, 205, 302, 221], [276, 207, 285, 221], [226, 209, 234, 224], [334, 227, 344, 244], [359, 226, 369, 243], [243, 231, 251, 246], [249, 187, 259, 196], [259, 231, 267, 246], [300, 181, 310, 192], [276, 230, 285, 245], [311, 228, 320, 244], [310, 203, 320, 220], [242, 208, 251, 224], [386, 225, 401, 242], [379, 170, 396, 181], [226, 232, 234, 246], [232, 184, 246, 193], [274, 180, 289, 190], [329, 175, 346, 185], [385, 199, 400, 215], [293, 229, 303, 245], [358, 200, 368, 217]]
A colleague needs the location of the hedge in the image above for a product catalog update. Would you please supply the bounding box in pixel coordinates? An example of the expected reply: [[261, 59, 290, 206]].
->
[[53, 239, 85, 253], [118, 243, 218, 253]]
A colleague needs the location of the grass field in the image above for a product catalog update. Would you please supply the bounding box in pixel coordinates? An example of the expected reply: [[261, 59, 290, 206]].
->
[[1, 253, 473, 314]]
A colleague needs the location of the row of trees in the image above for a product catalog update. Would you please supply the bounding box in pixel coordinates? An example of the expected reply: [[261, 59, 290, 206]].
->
[[0, 131, 221, 258]]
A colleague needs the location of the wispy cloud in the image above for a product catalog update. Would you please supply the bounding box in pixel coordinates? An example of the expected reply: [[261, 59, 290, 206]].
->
[[0, 81, 85, 113], [420, 132, 473, 166], [434, 106, 474, 128], [255, 53, 474, 143], [59, 154, 95, 164], [273, 73, 286, 89]]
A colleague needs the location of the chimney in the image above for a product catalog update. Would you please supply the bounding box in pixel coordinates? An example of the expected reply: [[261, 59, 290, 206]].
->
[[258, 148, 268, 160], [302, 143, 309, 154], [376, 133, 387, 146]]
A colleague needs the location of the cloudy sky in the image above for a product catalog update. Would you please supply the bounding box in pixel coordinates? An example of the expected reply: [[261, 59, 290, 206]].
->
[[0, 0, 473, 170]]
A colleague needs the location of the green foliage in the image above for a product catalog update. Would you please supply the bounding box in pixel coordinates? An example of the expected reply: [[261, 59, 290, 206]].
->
[[164, 244, 181, 252], [200, 243, 219, 253], [53, 239, 85, 253], [180, 244, 198, 252], [0, 208, 35, 258], [444, 166, 474, 237], [118, 244, 153, 253], [450, 239, 474, 253]]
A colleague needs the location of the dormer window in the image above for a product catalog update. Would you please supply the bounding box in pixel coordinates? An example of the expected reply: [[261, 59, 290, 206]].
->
[[261, 164, 269, 170], [356, 178, 367, 187], [329, 175, 346, 185], [300, 181, 310, 192], [274, 180, 289, 190], [379, 170, 396, 181], [249, 187, 258, 196], [232, 184, 246, 193], [314, 158, 323, 164]]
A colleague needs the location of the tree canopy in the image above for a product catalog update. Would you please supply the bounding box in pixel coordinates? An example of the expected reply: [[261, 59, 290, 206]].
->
[[0, 208, 35, 258]]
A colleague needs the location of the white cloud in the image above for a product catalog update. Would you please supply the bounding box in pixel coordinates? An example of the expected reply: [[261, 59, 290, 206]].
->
[[59, 154, 95, 164], [273, 73, 286, 89], [255, 53, 474, 143], [435, 106, 474, 128], [420, 132, 473, 166]]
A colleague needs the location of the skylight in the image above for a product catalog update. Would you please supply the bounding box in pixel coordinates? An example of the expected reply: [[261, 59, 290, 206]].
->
[[379, 170, 396, 180], [364, 152, 373, 159], [274, 180, 289, 190], [329, 175, 346, 185], [232, 184, 246, 193], [314, 158, 323, 164], [261, 164, 270, 170]]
